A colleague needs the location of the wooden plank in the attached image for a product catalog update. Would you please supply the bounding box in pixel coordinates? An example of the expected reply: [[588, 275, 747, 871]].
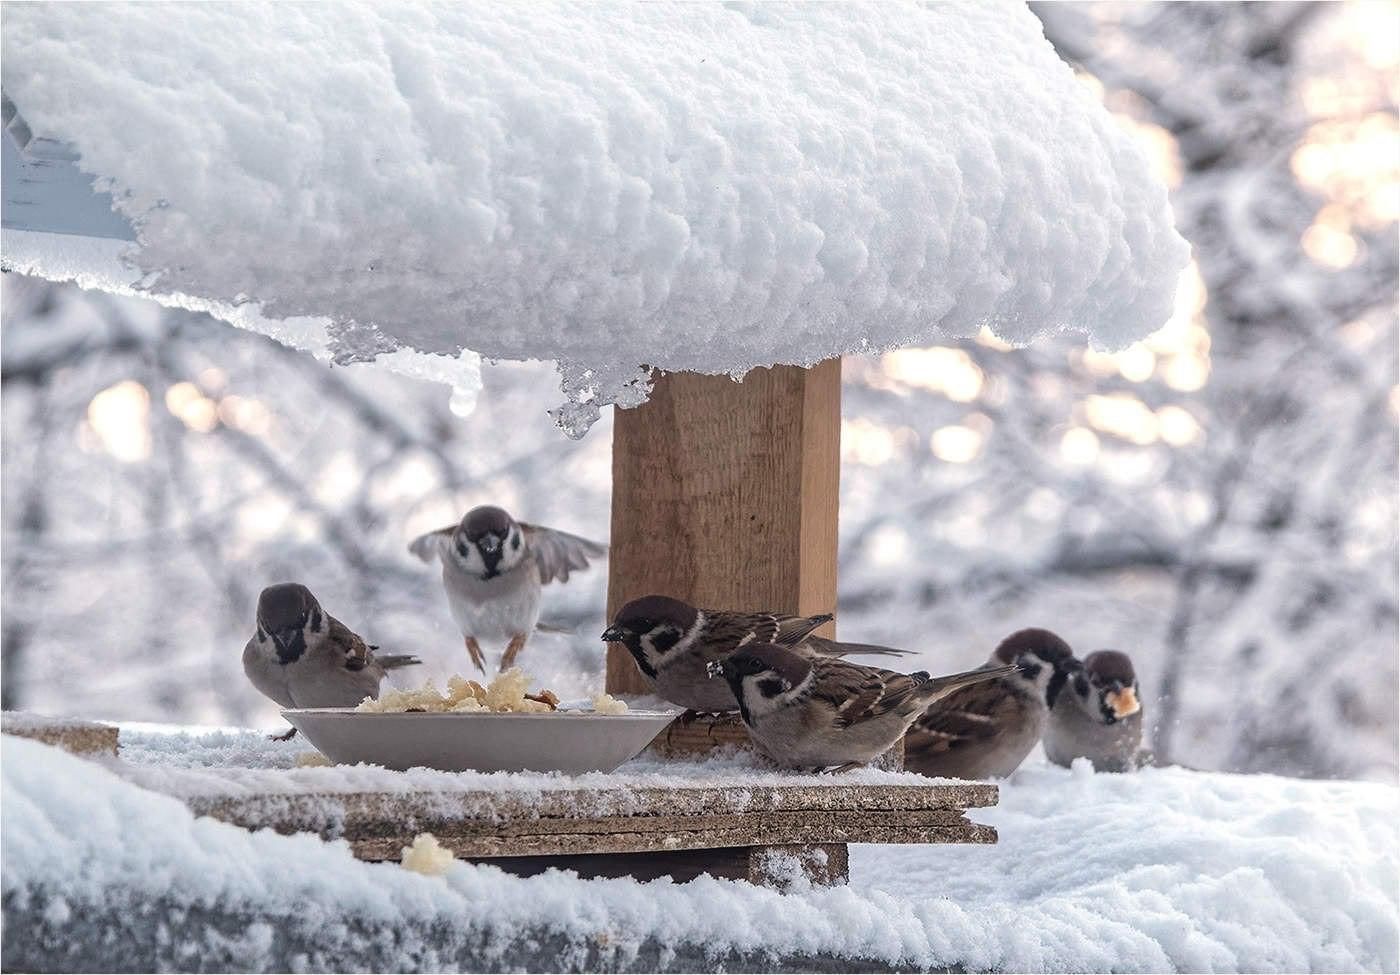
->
[[606, 360, 842, 694], [457, 842, 850, 888], [350, 823, 994, 860], [2, 712, 118, 758], [184, 782, 998, 829]]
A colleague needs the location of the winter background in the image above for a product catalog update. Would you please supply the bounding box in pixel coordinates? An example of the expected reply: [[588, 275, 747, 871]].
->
[[2, 2, 1396, 784]]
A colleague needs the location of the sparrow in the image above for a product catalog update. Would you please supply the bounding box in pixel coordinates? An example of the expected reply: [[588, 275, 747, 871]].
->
[[243, 583, 421, 740], [904, 628, 1077, 780], [409, 505, 606, 673], [713, 643, 1020, 771], [600, 594, 914, 713], [1044, 649, 1145, 772]]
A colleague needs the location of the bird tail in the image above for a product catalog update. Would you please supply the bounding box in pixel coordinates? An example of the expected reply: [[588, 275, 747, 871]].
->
[[806, 635, 915, 659], [915, 663, 1020, 703], [376, 653, 422, 670]]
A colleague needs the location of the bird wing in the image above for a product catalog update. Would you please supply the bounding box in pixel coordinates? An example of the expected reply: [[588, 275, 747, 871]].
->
[[521, 523, 607, 584], [809, 657, 931, 728], [802, 635, 913, 659], [907, 676, 1019, 754], [704, 610, 833, 651], [326, 615, 374, 672], [407, 525, 456, 563]]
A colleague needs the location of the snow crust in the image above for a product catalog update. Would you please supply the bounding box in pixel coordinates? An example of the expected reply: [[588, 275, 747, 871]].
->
[[5, 731, 1395, 972], [1, 2, 1188, 435], [0, 229, 484, 417]]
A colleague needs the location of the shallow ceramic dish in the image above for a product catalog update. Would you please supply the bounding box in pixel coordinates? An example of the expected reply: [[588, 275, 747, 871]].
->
[[282, 708, 678, 773]]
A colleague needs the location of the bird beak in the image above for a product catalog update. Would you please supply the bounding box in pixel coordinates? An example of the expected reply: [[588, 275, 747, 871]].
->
[[601, 625, 625, 643], [1105, 687, 1140, 718]]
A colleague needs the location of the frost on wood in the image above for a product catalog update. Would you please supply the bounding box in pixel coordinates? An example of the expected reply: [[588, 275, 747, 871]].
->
[[0, 2, 1188, 436]]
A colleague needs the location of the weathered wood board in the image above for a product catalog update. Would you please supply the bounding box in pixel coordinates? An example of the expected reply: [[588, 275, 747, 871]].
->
[[181, 781, 998, 886], [606, 361, 842, 695]]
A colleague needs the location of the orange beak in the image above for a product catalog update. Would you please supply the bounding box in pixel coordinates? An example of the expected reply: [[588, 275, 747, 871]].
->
[[1105, 687, 1141, 719]]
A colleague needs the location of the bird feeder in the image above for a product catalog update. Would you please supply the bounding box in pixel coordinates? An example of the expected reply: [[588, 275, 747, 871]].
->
[[1, 4, 1188, 704]]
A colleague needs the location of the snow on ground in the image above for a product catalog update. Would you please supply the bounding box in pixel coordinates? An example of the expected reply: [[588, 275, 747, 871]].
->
[[1, 2, 1187, 434], [4, 730, 1396, 972]]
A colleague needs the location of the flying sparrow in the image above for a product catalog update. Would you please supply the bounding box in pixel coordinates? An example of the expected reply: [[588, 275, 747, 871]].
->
[[600, 594, 914, 713], [243, 583, 421, 740], [409, 505, 606, 673], [714, 642, 1020, 771], [904, 627, 1076, 780], [1044, 649, 1145, 772]]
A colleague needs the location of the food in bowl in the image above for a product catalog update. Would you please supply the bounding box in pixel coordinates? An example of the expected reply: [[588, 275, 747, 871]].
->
[[354, 668, 628, 716]]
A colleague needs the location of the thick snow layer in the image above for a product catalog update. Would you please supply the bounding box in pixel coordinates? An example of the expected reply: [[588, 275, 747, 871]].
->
[[4, 732, 1396, 972], [1, 3, 1188, 435], [0, 229, 485, 417]]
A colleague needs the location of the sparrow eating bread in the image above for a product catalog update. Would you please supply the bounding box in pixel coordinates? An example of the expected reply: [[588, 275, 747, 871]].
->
[[601, 594, 913, 712], [904, 627, 1076, 780], [410, 505, 606, 673], [714, 642, 1019, 771], [243, 583, 420, 739], [1044, 649, 1145, 772]]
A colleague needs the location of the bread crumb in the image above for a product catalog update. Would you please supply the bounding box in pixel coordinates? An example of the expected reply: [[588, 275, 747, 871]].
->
[[356, 669, 560, 714], [591, 692, 630, 716], [400, 833, 455, 876], [294, 751, 334, 767]]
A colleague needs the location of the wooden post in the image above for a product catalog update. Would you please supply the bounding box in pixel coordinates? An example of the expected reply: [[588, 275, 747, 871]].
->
[[605, 360, 842, 694]]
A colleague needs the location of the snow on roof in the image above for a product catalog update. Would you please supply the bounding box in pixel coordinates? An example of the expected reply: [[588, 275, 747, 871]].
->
[[0, 3, 1188, 435], [5, 732, 1395, 971]]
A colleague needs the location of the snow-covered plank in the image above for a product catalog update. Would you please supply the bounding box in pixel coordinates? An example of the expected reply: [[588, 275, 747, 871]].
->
[[1, 711, 118, 758], [606, 362, 842, 694], [179, 782, 995, 884]]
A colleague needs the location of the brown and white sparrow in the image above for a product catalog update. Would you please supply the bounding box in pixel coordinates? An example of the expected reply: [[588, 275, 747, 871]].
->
[[409, 505, 606, 673], [714, 642, 1020, 771], [904, 627, 1076, 780], [243, 583, 420, 739], [1044, 649, 1145, 772], [600, 594, 913, 713]]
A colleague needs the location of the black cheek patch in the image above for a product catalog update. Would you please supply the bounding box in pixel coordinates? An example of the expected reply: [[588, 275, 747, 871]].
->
[[512, 535, 521, 550], [1019, 661, 1043, 682], [309, 610, 323, 634], [456, 540, 471, 558], [650, 627, 681, 654], [757, 677, 788, 698]]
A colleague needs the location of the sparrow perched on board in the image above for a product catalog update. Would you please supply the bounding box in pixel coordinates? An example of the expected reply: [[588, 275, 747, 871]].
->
[[243, 583, 421, 740], [1044, 650, 1145, 772], [713, 643, 1020, 771], [904, 628, 1077, 780], [600, 594, 914, 713], [409, 505, 606, 673]]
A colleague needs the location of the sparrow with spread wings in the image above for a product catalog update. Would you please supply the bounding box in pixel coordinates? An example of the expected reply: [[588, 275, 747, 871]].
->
[[409, 505, 606, 673]]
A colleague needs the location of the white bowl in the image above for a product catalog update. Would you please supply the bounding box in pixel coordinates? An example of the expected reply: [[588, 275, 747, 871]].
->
[[282, 708, 678, 774]]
